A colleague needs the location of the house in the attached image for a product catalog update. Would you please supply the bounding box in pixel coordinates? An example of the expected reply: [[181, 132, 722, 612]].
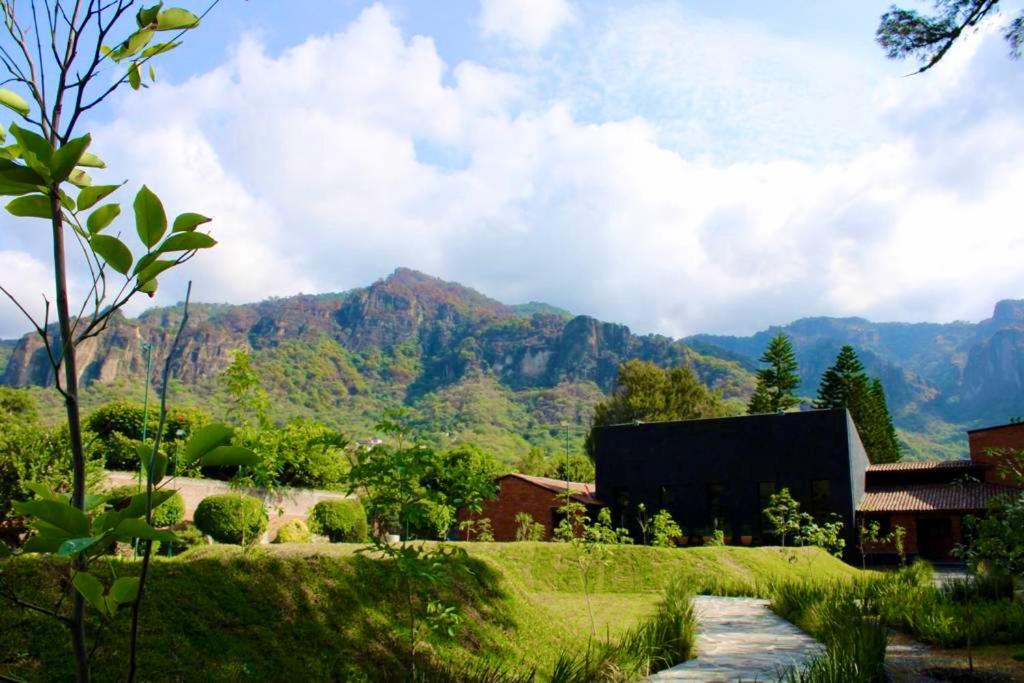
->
[[858, 423, 1023, 562], [591, 409, 869, 559], [458, 473, 601, 541]]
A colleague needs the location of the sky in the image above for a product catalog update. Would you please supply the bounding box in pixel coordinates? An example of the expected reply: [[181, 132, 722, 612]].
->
[[1, 0, 1024, 339]]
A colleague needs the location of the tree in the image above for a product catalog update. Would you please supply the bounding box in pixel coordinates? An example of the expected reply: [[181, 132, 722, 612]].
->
[[763, 487, 803, 547], [0, 4, 228, 680], [586, 360, 721, 456], [877, 0, 1024, 75], [815, 345, 869, 411], [747, 333, 800, 414], [650, 508, 683, 548], [815, 346, 901, 463]]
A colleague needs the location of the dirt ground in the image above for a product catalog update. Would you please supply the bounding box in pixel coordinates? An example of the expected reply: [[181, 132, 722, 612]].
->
[[886, 633, 1024, 682]]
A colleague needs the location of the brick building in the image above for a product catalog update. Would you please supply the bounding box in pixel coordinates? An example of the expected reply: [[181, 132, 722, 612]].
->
[[856, 424, 1024, 562], [458, 473, 601, 541]]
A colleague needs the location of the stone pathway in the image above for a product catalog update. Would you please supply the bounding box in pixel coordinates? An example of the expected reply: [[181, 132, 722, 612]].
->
[[649, 596, 824, 682]]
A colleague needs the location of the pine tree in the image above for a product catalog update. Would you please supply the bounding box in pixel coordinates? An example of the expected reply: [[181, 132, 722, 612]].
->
[[747, 333, 801, 414], [815, 345, 869, 410], [865, 379, 902, 463], [815, 346, 902, 463]]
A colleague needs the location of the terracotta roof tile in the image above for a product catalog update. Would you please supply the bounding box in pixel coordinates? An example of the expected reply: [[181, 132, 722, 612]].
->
[[866, 460, 986, 472], [501, 473, 601, 505], [859, 484, 1018, 513]]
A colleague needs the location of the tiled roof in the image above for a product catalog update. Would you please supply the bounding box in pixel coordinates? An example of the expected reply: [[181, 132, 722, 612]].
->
[[859, 484, 1018, 513], [501, 473, 602, 505], [866, 460, 986, 472]]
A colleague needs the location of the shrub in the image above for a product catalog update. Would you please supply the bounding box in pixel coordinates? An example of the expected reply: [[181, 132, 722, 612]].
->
[[106, 485, 185, 528], [194, 493, 268, 545], [167, 522, 207, 554], [308, 499, 368, 542], [274, 519, 312, 544]]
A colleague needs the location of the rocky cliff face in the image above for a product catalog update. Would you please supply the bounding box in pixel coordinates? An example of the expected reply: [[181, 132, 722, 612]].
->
[[1, 268, 751, 400]]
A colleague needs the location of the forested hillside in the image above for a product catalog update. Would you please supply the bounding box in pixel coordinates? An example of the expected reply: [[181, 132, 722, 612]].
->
[[1, 269, 752, 463], [4, 268, 1019, 462]]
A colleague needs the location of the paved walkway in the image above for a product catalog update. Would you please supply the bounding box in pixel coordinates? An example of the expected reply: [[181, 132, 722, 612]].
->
[[649, 596, 824, 682]]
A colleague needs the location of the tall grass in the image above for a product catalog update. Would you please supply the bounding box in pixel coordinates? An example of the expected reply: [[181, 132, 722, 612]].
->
[[540, 578, 699, 682]]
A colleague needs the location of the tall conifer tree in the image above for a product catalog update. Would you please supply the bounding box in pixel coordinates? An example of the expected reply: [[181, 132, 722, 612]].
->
[[747, 333, 801, 414], [815, 345, 902, 463]]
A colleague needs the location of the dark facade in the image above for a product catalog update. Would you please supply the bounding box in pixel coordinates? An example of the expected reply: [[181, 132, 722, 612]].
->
[[592, 409, 869, 558]]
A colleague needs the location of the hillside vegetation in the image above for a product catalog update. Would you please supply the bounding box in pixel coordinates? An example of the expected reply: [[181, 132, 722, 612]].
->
[[0, 544, 859, 682]]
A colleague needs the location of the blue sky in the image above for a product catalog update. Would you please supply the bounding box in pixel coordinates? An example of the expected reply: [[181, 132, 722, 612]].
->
[[1, 0, 1023, 338]]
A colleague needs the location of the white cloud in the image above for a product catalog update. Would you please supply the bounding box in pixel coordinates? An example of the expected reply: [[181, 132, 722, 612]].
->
[[479, 0, 574, 50], [0, 251, 57, 336], [0, 3, 1022, 341]]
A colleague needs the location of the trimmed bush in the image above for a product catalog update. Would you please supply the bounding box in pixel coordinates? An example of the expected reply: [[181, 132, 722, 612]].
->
[[308, 499, 368, 543], [106, 485, 185, 528], [194, 493, 268, 545], [274, 519, 312, 544], [167, 522, 207, 554]]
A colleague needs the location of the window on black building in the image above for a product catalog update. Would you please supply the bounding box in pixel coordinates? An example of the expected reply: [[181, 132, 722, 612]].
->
[[810, 480, 832, 521], [659, 485, 673, 509], [707, 482, 724, 528], [758, 481, 776, 533]]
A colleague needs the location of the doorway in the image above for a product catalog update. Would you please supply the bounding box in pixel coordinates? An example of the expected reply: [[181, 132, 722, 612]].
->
[[917, 517, 954, 560]]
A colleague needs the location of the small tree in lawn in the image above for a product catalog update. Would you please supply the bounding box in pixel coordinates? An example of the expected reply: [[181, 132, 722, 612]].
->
[[650, 508, 683, 548], [763, 487, 803, 547], [514, 511, 545, 541], [858, 520, 882, 569], [0, 3, 258, 681], [554, 495, 630, 636]]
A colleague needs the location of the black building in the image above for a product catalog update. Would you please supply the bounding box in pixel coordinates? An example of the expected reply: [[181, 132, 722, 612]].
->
[[591, 409, 869, 558]]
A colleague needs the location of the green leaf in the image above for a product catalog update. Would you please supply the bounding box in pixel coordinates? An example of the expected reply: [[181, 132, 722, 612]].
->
[[114, 29, 154, 62], [109, 577, 140, 604], [0, 158, 45, 196], [57, 534, 108, 557], [139, 278, 158, 297], [0, 123, 6, 144], [157, 231, 216, 252], [134, 184, 166, 248], [142, 41, 180, 58], [0, 540, 10, 557], [114, 518, 176, 543], [77, 152, 106, 169], [184, 423, 233, 463], [0, 88, 29, 117], [72, 572, 108, 614], [156, 8, 200, 30], [121, 489, 177, 519], [87, 203, 121, 234], [137, 443, 168, 484], [201, 445, 259, 468], [58, 189, 75, 211], [68, 169, 92, 188], [129, 62, 142, 90], [84, 493, 110, 511], [135, 258, 175, 286], [51, 134, 91, 183], [90, 234, 133, 275], [23, 533, 66, 553], [172, 212, 211, 232], [13, 499, 89, 537], [136, 2, 163, 27], [78, 184, 121, 211], [9, 124, 53, 179], [6, 194, 51, 219], [23, 482, 62, 501]]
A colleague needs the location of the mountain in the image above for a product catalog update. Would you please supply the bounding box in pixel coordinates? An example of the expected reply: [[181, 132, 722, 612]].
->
[[1, 268, 753, 463], [5, 268, 1019, 462], [687, 300, 1024, 459]]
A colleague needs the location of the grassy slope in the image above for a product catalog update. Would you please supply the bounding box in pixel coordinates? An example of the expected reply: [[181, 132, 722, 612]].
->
[[0, 544, 862, 682]]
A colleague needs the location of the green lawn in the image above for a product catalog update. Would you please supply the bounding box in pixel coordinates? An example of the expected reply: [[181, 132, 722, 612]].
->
[[0, 543, 862, 682]]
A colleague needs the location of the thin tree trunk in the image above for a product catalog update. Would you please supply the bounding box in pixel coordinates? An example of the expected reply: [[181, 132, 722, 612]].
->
[[50, 186, 90, 683]]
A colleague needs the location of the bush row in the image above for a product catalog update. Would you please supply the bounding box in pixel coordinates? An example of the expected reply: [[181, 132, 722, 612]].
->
[[188, 493, 368, 545]]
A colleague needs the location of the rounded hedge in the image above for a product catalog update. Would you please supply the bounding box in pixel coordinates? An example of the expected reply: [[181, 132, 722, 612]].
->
[[273, 519, 312, 544], [307, 499, 367, 543], [194, 493, 268, 545], [106, 485, 185, 528]]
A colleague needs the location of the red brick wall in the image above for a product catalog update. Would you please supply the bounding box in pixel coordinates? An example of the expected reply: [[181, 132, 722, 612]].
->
[[458, 477, 562, 541], [969, 424, 1024, 484]]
